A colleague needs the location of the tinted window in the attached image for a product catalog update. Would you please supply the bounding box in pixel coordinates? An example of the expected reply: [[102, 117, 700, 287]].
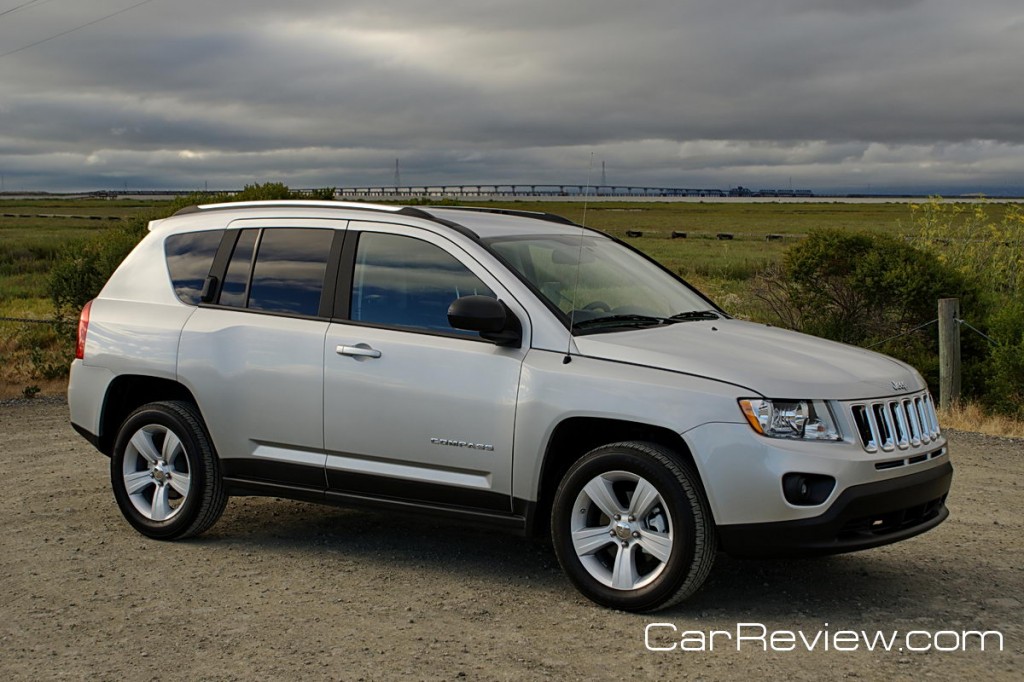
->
[[351, 232, 494, 334], [247, 228, 333, 316], [164, 230, 223, 305], [218, 229, 258, 308]]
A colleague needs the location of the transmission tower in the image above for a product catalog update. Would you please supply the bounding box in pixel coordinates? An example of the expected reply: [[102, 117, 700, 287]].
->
[[393, 159, 401, 188]]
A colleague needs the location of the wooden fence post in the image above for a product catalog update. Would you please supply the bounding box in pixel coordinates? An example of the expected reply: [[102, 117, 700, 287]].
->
[[938, 298, 961, 410]]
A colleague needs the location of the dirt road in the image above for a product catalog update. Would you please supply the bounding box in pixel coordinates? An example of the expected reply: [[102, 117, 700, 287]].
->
[[1, 400, 1021, 680]]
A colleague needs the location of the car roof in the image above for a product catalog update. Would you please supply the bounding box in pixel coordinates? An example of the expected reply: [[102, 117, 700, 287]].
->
[[167, 200, 601, 240]]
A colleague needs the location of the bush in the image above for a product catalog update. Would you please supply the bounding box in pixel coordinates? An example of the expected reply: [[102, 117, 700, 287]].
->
[[232, 182, 295, 201], [908, 200, 1024, 417], [754, 229, 972, 343], [911, 200, 1024, 299], [306, 187, 336, 200], [985, 301, 1024, 418], [753, 229, 978, 395], [49, 218, 148, 318], [48, 183, 302, 320]]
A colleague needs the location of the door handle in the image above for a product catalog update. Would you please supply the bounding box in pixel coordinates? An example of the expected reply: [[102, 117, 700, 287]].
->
[[336, 344, 382, 359]]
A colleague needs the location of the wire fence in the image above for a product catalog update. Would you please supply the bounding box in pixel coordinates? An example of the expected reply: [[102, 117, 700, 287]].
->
[[0, 315, 63, 325], [864, 317, 998, 349], [865, 318, 938, 349], [958, 319, 1001, 347]]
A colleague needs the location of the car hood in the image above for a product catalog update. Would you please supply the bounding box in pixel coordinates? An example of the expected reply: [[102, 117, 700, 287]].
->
[[573, 318, 925, 400]]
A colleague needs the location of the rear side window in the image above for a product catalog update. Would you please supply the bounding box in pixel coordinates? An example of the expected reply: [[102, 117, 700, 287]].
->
[[164, 230, 224, 305], [219, 229, 258, 308], [217, 228, 334, 317]]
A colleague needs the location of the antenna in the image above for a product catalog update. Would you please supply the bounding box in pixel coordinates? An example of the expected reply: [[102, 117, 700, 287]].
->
[[564, 152, 596, 364]]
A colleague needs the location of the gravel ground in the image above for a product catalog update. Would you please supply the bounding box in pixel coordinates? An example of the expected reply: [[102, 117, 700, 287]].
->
[[1, 400, 1021, 681]]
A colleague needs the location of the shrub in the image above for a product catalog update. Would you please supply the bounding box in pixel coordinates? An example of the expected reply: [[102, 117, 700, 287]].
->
[[49, 218, 149, 318], [48, 183, 300, 320], [985, 301, 1024, 418], [908, 200, 1024, 417], [754, 229, 972, 343], [232, 182, 295, 201], [752, 229, 978, 395], [911, 200, 1024, 299], [306, 187, 336, 200]]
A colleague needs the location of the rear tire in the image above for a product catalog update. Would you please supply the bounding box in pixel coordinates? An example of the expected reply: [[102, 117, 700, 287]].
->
[[110, 400, 226, 540], [551, 441, 716, 612]]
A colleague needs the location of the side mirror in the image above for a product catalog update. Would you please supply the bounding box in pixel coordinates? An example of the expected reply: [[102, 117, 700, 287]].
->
[[448, 295, 521, 347]]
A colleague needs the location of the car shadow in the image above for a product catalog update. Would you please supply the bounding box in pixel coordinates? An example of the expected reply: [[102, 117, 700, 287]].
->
[[193, 497, 952, 621]]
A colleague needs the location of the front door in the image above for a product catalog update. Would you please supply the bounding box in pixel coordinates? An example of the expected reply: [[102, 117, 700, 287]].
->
[[323, 224, 528, 512]]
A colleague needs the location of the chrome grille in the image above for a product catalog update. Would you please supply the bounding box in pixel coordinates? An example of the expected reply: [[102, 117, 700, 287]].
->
[[851, 392, 940, 453]]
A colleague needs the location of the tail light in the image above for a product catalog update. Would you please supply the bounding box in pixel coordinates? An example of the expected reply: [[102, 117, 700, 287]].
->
[[75, 300, 93, 360]]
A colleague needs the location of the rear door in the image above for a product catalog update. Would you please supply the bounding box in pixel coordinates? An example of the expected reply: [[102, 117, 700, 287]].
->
[[178, 219, 344, 490], [323, 222, 529, 512]]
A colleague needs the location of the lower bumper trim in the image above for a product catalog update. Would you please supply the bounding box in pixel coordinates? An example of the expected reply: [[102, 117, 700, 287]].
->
[[718, 460, 953, 557], [71, 422, 104, 453]]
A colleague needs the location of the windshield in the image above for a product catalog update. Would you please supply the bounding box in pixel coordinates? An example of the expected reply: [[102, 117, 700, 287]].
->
[[486, 234, 718, 333]]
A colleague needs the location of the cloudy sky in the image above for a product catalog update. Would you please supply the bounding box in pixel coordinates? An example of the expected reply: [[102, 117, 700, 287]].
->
[[1, 0, 1022, 193]]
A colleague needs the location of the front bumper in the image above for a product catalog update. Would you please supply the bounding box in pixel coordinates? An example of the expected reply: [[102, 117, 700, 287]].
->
[[717, 460, 953, 557]]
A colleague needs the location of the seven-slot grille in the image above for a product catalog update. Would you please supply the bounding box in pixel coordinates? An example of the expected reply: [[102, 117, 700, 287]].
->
[[851, 392, 940, 453]]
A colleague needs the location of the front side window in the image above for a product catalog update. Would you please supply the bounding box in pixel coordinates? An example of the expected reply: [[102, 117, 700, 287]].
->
[[351, 232, 494, 334]]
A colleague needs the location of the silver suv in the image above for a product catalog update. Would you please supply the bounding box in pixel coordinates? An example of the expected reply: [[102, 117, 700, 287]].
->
[[69, 201, 953, 611]]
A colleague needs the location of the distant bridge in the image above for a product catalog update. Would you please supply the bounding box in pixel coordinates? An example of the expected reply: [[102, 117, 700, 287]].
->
[[333, 184, 738, 198], [29, 185, 815, 199]]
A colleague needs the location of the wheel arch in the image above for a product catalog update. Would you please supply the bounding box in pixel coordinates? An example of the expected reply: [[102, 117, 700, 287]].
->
[[97, 375, 199, 456], [529, 416, 711, 537]]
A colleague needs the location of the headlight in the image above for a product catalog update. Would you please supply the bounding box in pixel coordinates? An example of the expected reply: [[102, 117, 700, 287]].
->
[[739, 399, 841, 441]]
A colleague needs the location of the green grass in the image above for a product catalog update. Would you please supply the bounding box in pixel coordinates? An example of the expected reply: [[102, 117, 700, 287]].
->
[[0, 199, 161, 296], [0, 199, 162, 395], [448, 200, 922, 234], [445, 201, 928, 285], [0, 196, 1012, 396], [2, 198, 1011, 313]]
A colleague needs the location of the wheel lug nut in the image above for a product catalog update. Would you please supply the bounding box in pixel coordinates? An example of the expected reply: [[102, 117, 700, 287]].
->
[[632, 531, 640, 538], [620, 541, 629, 548], [609, 530, 615, 536], [628, 515, 635, 522], [614, 514, 621, 521]]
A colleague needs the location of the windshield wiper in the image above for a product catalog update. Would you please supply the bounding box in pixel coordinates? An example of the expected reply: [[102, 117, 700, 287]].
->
[[572, 314, 670, 332], [573, 310, 721, 333], [669, 310, 720, 321]]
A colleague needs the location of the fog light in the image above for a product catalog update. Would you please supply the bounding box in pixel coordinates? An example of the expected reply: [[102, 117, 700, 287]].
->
[[782, 473, 836, 506]]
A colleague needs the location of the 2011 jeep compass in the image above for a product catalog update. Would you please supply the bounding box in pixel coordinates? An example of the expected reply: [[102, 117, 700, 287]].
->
[[68, 201, 952, 612]]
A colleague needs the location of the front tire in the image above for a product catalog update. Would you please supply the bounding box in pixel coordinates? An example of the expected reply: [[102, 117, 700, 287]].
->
[[111, 401, 227, 540], [551, 441, 716, 612]]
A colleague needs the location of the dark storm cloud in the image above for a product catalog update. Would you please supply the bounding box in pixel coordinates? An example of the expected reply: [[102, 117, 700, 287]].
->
[[0, 0, 1022, 191]]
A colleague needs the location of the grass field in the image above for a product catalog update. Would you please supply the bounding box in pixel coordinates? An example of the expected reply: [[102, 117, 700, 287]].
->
[[0, 199, 165, 308], [0, 197, 1010, 398]]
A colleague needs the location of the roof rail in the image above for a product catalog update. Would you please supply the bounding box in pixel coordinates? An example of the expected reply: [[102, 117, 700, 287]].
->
[[396, 207, 480, 240], [172, 200, 404, 217], [426, 205, 578, 226], [165, 199, 587, 242]]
